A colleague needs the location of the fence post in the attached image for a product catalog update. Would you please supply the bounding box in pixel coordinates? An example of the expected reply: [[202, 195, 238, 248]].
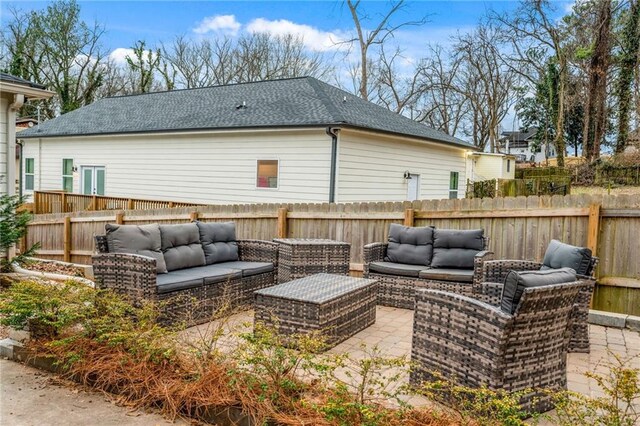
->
[[60, 192, 67, 213], [115, 211, 124, 225], [127, 199, 134, 210], [587, 203, 601, 255], [404, 208, 415, 226], [63, 216, 72, 263], [190, 211, 199, 222], [277, 208, 288, 238]]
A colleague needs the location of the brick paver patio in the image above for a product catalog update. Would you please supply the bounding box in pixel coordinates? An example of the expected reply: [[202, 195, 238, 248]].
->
[[184, 305, 640, 410]]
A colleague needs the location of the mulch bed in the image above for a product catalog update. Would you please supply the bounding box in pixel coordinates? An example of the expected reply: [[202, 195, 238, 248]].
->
[[24, 261, 85, 277]]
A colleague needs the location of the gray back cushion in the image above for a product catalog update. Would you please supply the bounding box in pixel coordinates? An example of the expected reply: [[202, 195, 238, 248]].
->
[[105, 223, 167, 274], [541, 239, 593, 276], [501, 267, 577, 314], [384, 224, 434, 266], [160, 223, 206, 271], [195, 221, 239, 265], [431, 229, 484, 269]]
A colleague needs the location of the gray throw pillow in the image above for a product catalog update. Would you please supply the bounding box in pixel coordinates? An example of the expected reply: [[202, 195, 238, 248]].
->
[[160, 223, 206, 271], [384, 223, 434, 266], [105, 223, 167, 274], [500, 267, 577, 314], [541, 239, 593, 276], [195, 221, 239, 265], [431, 229, 484, 269]]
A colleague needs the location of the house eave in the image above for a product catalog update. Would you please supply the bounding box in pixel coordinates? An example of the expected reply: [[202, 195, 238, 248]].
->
[[0, 81, 54, 100]]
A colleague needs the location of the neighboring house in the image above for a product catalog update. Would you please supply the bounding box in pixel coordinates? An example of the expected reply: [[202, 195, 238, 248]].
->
[[18, 77, 476, 204], [0, 73, 53, 197], [498, 128, 556, 163], [467, 152, 516, 182]]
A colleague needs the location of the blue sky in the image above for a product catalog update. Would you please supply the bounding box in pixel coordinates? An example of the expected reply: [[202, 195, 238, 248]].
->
[[2, 1, 573, 66]]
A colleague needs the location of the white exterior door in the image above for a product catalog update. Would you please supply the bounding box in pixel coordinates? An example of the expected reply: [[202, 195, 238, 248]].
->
[[81, 166, 105, 195], [406, 174, 420, 201]]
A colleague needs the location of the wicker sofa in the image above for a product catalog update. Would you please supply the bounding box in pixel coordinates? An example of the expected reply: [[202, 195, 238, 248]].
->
[[476, 239, 599, 353], [410, 269, 586, 413], [92, 221, 278, 325], [363, 224, 494, 309]]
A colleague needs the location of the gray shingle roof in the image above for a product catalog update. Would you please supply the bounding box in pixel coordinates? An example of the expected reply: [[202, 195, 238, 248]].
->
[[0, 72, 47, 90], [18, 77, 474, 149]]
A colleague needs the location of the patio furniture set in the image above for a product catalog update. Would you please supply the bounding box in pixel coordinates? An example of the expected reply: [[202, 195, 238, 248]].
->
[[92, 221, 597, 412]]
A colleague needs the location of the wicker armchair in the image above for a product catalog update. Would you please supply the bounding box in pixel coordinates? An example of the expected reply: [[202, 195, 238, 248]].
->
[[363, 240, 494, 309], [476, 256, 598, 353], [410, 281, 585, 413], [93, 236, 278, 325]]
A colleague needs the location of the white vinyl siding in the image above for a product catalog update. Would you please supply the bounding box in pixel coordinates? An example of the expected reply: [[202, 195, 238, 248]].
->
[[21, 129, 332, 204], [337, 129, 468, 201]]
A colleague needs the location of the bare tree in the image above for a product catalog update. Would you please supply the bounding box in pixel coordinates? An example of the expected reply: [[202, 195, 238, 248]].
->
[[414, 45, 468, 136], [374, 46, 423, 114], [492, 0, 570, 165], [2, 0, 107, 117], [345, 0, 426, 101], [453, 23, 519, 152]]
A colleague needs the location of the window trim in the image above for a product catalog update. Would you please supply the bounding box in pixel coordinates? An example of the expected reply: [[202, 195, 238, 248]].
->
[[62, 158, 74, 193], [255, 159, 280, 190], [25, 157, 35, 191], [449, 171, 459, 199]]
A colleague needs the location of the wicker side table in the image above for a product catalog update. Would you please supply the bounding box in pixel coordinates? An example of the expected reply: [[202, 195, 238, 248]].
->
[[254, 273, 377, 349], [273, 238, 350, 283]]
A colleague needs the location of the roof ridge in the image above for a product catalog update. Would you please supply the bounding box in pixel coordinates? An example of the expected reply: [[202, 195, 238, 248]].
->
[[305, 77, 345, 124], [104, 76, 311, 100]]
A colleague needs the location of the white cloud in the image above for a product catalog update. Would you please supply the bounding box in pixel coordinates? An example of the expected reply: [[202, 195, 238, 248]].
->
[[246, 18, 345, 52], [193, 14, 241, 35], [109, 48, 135, 65]]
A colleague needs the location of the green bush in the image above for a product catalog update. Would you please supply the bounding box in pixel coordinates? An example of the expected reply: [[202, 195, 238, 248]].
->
[[0, 279, 94, 338], [0, 194, 40, 271]]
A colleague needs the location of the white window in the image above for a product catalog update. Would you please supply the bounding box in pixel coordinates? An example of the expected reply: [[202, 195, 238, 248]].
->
[[25, 158, 35, 191], [256, 160, 278, 189], [62, 159, 74, 192], [449, 171, 459, 199]]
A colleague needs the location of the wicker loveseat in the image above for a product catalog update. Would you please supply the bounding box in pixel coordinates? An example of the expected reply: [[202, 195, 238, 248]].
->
[[363, 224, 494, 309], [410, 269, 586, 413], [92, 221, 278, 325], [476, 239, 599, 353]]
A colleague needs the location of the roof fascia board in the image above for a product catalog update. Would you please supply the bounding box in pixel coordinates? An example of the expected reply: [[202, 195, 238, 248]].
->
[[0, 82, 54, 99], [340, 126, 477, 151]]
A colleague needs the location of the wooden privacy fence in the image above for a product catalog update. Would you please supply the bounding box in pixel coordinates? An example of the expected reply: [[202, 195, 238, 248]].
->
[[24, 194, 640, 281], [33, 191, 204, 214]]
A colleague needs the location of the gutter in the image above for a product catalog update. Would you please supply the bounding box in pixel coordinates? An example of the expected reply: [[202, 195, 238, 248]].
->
[[326, 127, 340, 203]]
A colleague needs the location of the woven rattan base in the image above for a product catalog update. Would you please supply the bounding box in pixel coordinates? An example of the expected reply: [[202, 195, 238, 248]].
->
[[273, 239, 350, 283], [254, 273, 377, 349]]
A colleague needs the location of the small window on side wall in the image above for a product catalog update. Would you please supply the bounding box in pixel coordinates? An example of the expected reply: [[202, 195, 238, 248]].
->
[[25, 158, 35, 191], [507, 159, 511, 173], [449, 171, 459, 199], [62, 159, 74, 192], [257, 160, 278, 189]]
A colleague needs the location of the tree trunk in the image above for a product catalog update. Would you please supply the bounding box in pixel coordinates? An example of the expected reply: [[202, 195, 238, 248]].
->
[[554, 58, 567, 167]]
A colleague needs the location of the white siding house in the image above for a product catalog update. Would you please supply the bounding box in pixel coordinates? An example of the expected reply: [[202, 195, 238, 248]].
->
[[19, 77, 476, 204], [499, 128, 557, 164], [468, 152, 516, 182], [0, 73, 53, 197]]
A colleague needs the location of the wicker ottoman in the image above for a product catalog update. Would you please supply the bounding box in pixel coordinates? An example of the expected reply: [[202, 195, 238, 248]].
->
[[273, 238, 350, 283], [254, 273, 377, 349]]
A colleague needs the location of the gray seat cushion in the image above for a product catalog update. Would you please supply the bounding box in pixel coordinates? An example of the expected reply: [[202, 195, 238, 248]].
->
[[431, 229, 484, 269], [541, 239, 593, 276], [418, 268, 474, 283], [160, 223, 206, 271], [369, 261, 426, 278], [196, 221, 239, 265], [184, 264, 243, 284], [217, 261, 274, 277], [156, 270, 203, 294], [500, 267, 577, 314], [385, 224, 434, 266], [105, 223, 167, 274]]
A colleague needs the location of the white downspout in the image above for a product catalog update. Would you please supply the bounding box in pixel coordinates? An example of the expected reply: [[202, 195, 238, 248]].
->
[[7, 94, 24, 196]]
